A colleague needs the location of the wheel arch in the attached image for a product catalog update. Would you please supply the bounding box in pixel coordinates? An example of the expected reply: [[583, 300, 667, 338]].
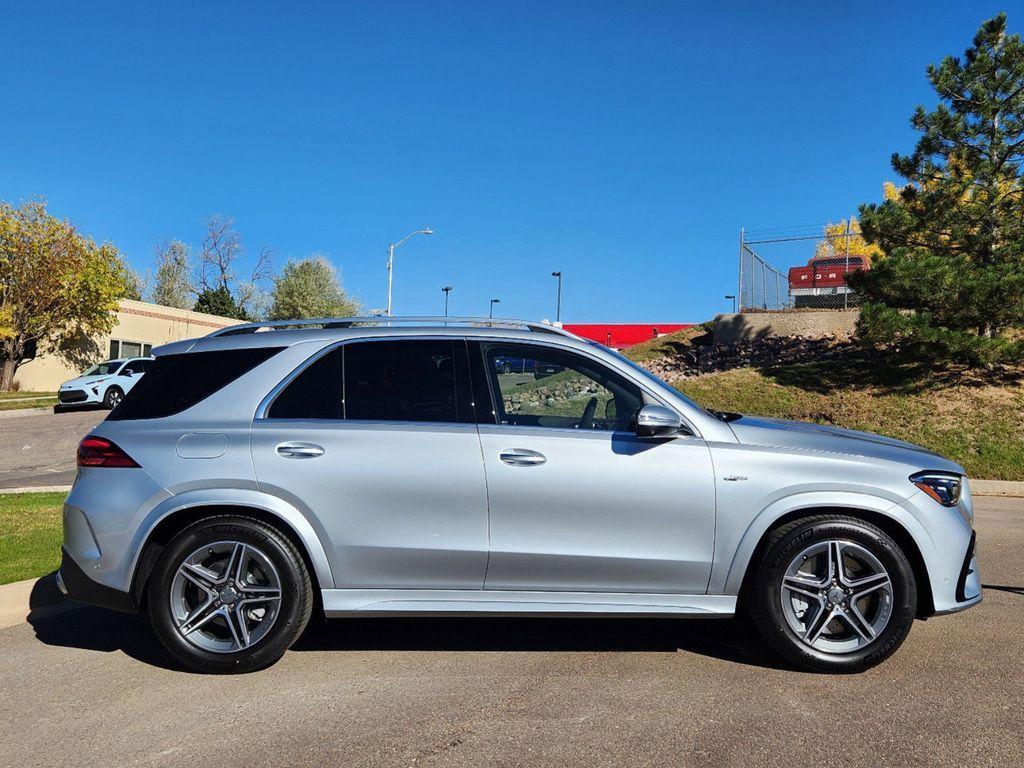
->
[[726, 503, 936, 619], [128, 497, 334, 609]]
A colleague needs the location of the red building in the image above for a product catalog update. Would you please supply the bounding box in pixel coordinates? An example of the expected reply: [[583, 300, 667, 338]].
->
[[562, 323, 693, 350]]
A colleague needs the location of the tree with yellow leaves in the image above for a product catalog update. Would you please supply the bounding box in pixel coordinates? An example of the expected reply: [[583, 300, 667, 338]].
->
[[812, 217, 883, 265], [0, 199, 132, 390]]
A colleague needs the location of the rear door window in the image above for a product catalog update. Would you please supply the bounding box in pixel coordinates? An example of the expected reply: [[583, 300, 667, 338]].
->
[[344, 340, 470, 423], [267, 348, 343, 420]]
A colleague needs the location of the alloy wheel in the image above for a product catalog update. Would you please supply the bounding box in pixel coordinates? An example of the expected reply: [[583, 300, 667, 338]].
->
[[169, 541, 283, 654], [779, 539, 893, 654]]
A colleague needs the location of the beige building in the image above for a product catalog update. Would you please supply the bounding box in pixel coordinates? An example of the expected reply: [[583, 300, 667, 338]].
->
[[14, 299, 238, 392]]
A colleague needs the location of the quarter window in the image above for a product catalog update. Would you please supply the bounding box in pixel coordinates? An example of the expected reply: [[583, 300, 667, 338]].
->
[[481, 343, 643, 431]]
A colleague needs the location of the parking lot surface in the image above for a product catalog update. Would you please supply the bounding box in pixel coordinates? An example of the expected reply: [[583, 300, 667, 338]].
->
[[0, 498, 1020, 768], [0, 409, 104, 488]]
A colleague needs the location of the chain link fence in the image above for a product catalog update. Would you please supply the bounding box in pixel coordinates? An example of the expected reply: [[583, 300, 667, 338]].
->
[[737, 221, 870, 312]]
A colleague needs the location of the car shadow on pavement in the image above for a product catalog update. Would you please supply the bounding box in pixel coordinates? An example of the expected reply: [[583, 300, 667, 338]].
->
[[27, 590, 791, 672], [291, 615, 792, 670], [982, 583, 1024, 596]]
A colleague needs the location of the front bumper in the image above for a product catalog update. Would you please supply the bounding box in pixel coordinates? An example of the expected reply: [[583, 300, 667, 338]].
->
[[57, 547, 136, 613]]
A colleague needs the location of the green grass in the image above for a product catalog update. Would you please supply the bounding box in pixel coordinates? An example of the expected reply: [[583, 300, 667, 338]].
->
[[624, 325, 710, 364], [672, 367, 1024, 480], [0, 391, 57, 411], [0, 492, 66, 585]]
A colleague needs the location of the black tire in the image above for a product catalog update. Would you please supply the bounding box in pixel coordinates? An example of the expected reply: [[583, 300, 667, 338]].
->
[[103, 386, 124, 409], [147, 516, 313, 674], [501, 362, 513, 374], [748, 515, 916, 673]]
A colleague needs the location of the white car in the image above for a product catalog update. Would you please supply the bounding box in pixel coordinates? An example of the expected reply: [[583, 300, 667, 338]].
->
[[56, 357, 153, 410]]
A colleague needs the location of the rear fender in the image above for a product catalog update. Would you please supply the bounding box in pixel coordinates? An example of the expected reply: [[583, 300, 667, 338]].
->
[[129, 488, 335, 590]]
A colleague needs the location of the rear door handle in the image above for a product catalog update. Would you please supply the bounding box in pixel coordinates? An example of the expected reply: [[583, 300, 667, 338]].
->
[[499, 448, 546, 466], [276, 442, 325, 458]]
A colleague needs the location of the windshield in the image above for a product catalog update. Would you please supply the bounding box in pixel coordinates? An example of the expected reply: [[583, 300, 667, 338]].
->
[[591, 342, 711, 416], [81, 360, 124, 377]]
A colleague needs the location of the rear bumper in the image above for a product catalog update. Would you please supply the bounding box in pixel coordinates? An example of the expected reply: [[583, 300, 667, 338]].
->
[[57, 547, 136, 613]]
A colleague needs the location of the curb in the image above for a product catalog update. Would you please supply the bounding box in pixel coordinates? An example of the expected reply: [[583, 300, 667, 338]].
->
[[1, 481, 1023, 498], [0, 574, 80, 630], [970, 479, 1024, 498], [0, 485, 73, 495]]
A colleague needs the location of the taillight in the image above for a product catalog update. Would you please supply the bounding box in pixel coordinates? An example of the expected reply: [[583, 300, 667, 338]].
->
[[77, 436, 139, 468]]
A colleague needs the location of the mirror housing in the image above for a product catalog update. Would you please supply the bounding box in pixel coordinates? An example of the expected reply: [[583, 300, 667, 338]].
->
[[635, 404, 684, 438]]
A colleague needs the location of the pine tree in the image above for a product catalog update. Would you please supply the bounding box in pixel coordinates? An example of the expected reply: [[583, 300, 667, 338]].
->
[[194, 285, 250, 320], [851, 13, 1024, 366]]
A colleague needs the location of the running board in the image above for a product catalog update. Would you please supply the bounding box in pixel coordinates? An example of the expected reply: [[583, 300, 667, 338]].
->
[[321, 589, 736, 617]]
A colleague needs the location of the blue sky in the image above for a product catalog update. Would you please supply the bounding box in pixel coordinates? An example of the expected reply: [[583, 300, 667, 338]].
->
[[0, 1, 1015, 321]]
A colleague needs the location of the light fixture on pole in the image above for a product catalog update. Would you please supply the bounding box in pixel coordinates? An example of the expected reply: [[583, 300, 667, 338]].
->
[[725, 294, 737, 313], [489, 298, 501, 318], [441, 286, 453, 317], [551, 271, 562, 323], [386, 227, 434, 316]]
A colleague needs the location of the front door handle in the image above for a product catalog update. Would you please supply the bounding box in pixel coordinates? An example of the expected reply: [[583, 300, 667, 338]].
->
[[276, 442, 325, 459], [499, 448, 546, 466]]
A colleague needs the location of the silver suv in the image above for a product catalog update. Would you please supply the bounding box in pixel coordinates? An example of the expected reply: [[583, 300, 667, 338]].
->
[[58, 317, 981, 673]]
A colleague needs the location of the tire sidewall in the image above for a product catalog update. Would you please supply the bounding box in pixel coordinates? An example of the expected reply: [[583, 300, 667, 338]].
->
[[755, 518, 917, 672], [148, 517, 311, 673]]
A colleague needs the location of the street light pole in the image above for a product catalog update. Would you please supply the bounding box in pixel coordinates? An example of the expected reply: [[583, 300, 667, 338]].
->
[[725, 294, 736, 313], [386, 227, 434, 316], [551, 271, 562, 323], [442, 286, 452, 317], [489, 298, 501, 318]]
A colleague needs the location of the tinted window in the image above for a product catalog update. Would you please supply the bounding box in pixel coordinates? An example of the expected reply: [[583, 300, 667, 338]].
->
[[345, 340, 465, 423], [482, 343, 642, 431], [109, 347, 282, 420], [268, 348, 343, 419], [83, 360, 123, 376]]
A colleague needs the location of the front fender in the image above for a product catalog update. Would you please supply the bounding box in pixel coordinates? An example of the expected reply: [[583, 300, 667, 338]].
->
[[129, 487, 335, 590], [714, 490, 938, 597]]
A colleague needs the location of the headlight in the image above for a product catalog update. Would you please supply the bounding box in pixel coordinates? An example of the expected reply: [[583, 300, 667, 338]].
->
[[910, 471, 962, 507]]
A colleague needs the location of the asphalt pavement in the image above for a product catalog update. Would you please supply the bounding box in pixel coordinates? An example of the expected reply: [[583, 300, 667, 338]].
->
[[0, 409, 104, 489], [0, 498, 1020, 768]]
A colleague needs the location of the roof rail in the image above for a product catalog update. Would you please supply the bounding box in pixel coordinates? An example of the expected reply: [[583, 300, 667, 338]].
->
[[206, 316, 578, 339]]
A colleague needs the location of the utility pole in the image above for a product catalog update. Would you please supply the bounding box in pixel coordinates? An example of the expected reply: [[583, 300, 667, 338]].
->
[[551, 271, 562, 323], [385, 227, 433, 316], [737, 227, 745, 313], [441, 286, 452, 317], [844, 218, 851, 310]]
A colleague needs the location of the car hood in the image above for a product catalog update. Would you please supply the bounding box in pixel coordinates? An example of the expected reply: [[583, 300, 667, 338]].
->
[[726, 415, 964, 474], [60, 375, 107, 389]]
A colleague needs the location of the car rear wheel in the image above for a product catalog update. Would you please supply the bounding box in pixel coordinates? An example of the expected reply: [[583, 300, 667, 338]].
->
[[103, 386, 124, 409], [147, 516, 313, 674], [748, 515, 917, 673]]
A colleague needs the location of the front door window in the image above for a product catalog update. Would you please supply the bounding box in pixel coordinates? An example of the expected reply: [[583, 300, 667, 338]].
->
[[482, 343, 642, 431]]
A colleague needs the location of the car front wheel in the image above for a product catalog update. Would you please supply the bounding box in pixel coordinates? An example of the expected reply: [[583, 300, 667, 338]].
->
[[748, 515, 917, 673], [103, 386, 124, 409], [147, 516, 313, 673]]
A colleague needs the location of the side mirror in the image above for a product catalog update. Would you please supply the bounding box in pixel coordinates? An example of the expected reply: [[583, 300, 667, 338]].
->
[[123, 369, 134, 377], [635, 404, 684, 438]]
